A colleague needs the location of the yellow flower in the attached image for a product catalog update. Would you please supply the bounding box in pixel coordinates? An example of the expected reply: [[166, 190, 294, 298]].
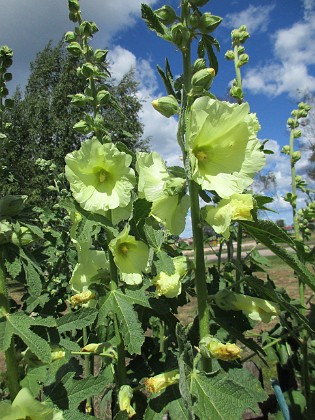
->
[[203, 193, 254, 239], [118, 385, 136, 417], [215, 289, 281, 323], [199, 335, 241, 361], [144, 369, 180, 393], [188, 97, 265, 198], [152, 256, 188, 298]]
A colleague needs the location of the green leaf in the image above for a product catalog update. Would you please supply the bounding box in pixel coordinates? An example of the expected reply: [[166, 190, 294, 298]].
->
[[141, 4, 171, 41], [5, 256, 22, 279], [45, 370, 112, 410], [144, 218, 165, 249], [99, 288, 149, 354], [154, 250, 175, 276], [0, 317, 13, 351], [20, 365, 49, 396], [202, 35, 220, 74], [5, 313, 52, 363], [145, 385, 189, 420], [241, 220, 315, 291], [191, 369, 267, 419], [57, 308, 98, 333]]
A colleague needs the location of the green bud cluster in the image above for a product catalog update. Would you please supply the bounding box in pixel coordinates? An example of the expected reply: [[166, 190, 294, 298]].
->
[[189, 0, 209, 6], [231, 25, 250, 46], [298, 201, 315, 240]]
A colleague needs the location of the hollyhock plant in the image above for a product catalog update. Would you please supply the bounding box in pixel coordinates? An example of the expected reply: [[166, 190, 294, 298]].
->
[[65, 137, 135, 214], [152, 255, 188, 298], [187, 97, 265, 198], [215, 289, 281, 323], [203, 193, 254, 239], [199, 335, 241, 361], [109, 225, 149, 285], [136, 151, 190, 235]]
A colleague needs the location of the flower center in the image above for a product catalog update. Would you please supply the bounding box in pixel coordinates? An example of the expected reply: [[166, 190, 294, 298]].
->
[[98, 169, 109, 183], [119, 244, 129, 255], [195, 150, 208, 161]]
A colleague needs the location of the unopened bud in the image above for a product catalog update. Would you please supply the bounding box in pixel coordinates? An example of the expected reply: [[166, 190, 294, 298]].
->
[[152, 95, 179, 118], [171, 23, 190, 49], [70, 290, 96, 307], [198, 13, 222, 34], [281, 145, 290, 155], [154, 5, 177, 25], [225, 50, 235, 60], [11, 227, 37, 247], [189, 11, 200, 29], [287, 117, 298, 129], [238, 53, 249, 67], [192, 58, 206, 73], [191, 68, 215, 93], [293, 129, 302, 138]]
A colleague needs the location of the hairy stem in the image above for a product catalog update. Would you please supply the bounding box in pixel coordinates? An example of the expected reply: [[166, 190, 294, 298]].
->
[[181, 1, 211, 372], [0, 256, 20, 401]]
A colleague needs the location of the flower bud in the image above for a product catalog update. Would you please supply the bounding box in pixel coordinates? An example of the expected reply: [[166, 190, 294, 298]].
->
[[67, 42, 82, 57], [11, 227, 37, 247], [198, 13, 222, 34], [287, 117, 298, 129], [79, 21, 99, 37], [292, 151, 301, 163], [82, 343, 106, 353], [281, 145, 290, 155], [96, 90, 111, 105], [293, 129, 302, 138], [232, 26, 250, 45], [192, 58, 206, 73], [118, 385, 136, 417], [64, 31, 76, 43], [225, 50, 235, 60], [152, 95, 179, 118], [144, 369, 180, 393], [68, 0, 80, 13], [0, 194, 27, 216], [94, 48, 108, 63], [189, 11, 200, 29], [154, 5, 177, 25], [199, 336, 241, 361], [81, 63, 97, 78], [238, 53, 249, 67], [171, 23, 190, 49], [298, 102, 311, 112], [191, 68, 215, 93]]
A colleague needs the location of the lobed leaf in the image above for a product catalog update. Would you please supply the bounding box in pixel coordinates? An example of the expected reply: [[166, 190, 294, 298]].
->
[[57, 308, 98, 333]]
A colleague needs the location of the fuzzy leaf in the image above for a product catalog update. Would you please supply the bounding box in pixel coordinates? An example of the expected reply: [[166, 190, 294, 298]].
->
[[241, 220, 315, 291], [202, 35, 220, 75], [99, 288, 148, 354], [154, 250, 175, 275], [57, 308, 98, 333], [45, 370, 112, 410], [5, 313, 52, 362], [141, 4, 171, 41], [144, 218, 165, 249], [145, 385, 189, 420], [191, 369, 267, 419], [5, 256, 22, 279]]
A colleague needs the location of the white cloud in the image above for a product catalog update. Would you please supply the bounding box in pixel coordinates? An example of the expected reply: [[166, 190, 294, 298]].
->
[[0, 0, 159, 89], [243, 5, 315, 98], [222, 4, 275, 33]]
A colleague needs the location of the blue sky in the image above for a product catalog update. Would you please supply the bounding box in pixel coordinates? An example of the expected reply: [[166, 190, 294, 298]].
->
[[0, 0, 315, 236]]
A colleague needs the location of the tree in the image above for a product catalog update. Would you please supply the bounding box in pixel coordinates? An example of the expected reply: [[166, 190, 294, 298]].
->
[[1, 41, 148, 206]]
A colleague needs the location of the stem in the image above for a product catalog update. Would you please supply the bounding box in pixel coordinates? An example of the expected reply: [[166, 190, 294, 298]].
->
[[83, 326, 93, 415], [0, 256, 21, 401], [181, 1, 211, 372], [235, 224, 243, 292], [233, 45, 243, 91], [108, 214, 127, 388]]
